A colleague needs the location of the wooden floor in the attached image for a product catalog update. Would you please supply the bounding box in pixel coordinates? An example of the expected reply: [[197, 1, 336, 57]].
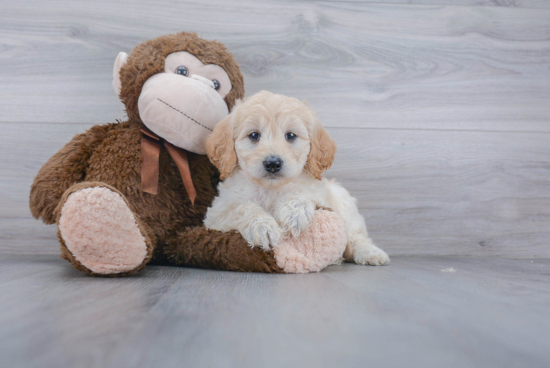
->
[[2, 0, 550, 257], [1, 0, 549, 367], [2, 255, 549, 368]]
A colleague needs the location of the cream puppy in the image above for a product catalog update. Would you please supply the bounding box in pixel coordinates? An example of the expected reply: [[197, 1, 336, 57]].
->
[[204, 91, 389, 266]]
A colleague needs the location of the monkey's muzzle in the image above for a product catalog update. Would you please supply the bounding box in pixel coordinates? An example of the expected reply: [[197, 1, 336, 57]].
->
[[138, 73, 229, 154]]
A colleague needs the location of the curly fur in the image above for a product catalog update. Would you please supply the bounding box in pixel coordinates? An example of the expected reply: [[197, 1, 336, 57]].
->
[[205, 115, 238, 180], [205, 91, 390, 266]]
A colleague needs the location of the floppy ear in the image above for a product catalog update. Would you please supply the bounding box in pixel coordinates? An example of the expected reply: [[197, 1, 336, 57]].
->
[[206, 115, 238, 180], [306, 119, 336, 180]]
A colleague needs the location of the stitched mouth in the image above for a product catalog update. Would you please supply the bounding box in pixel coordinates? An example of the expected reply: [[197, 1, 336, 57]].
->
[[157, 98, 213, 132]]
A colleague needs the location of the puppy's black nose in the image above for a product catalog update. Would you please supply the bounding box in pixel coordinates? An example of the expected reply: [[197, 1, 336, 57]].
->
[[263, 156, 283, 173]]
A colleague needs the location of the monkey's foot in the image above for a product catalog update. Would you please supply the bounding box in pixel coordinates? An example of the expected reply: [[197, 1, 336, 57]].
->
[[58, 186, 149, 275], [273, 210, 347, 273]]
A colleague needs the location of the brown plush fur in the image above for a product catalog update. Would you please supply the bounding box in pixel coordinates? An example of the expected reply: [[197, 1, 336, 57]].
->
[[29, 32, 284, 276], [120, 32, 244, 123], [158, 227, 282, 273]]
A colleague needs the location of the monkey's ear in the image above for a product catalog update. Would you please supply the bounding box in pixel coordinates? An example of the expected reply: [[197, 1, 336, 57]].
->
[[112, 52, 129, 96]]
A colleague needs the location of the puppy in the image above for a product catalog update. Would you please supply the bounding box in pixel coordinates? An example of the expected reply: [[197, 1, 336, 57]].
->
[[204, 91, 389, 266]]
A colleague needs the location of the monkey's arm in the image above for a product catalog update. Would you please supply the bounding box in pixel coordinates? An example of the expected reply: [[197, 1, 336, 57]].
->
[[29, 124, 115, 224], [159, 207, 347, 274], [160, 226, 284, 273]]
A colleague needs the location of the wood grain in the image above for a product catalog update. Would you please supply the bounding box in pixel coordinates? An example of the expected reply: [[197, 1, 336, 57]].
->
[[2, 2, 549, 367], [2, 122, 549, 257], [304, 0, 550, 9], [0, 0, 549, 132], [328, 127, 550, 258], [2, 255, 549, 368], [1, 0, 549, 258]]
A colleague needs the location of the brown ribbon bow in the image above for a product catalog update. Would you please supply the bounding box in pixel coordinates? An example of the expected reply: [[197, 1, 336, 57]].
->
[[140, 127, 197, 205]]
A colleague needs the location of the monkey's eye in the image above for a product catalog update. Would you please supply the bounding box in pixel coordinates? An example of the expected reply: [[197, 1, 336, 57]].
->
[[285, 132, 297, 142], [176, 65, 189, 76], [212, 79, 220, 91], [249, 132, 260, 142]]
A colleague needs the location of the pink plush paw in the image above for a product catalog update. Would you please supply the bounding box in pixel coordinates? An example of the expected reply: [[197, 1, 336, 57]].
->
[[58, 187, 148, 274], [273, 210, 347, 273]]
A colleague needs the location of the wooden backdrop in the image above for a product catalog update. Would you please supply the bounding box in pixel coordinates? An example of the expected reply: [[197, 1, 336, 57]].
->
[[1, 0, 549, 257]]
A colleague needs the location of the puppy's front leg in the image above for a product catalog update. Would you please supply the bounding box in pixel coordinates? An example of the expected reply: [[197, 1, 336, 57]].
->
[[205, 202, 282, 250], [274, 193, 317, 238], [242, 205, 283, 250]]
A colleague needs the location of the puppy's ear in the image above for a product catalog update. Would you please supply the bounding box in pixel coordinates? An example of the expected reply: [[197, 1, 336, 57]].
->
[[306, 119, 336, 180], [206, 115, 238, 180]]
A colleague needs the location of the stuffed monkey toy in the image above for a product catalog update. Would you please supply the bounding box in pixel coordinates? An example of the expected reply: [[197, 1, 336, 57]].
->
[[29, 32, 347, 276]]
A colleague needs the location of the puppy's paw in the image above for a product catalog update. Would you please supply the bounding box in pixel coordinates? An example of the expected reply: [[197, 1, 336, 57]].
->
[[353, 245, 390, 266], [275, 198, 316, 238], [243, 215, 282, 250]]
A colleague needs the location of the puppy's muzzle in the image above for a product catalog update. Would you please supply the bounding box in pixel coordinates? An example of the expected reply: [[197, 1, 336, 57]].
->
[[263, 156, 283, 173]]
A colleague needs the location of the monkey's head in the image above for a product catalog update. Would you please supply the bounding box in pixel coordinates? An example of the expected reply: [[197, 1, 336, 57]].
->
[[113, 32, 245, 154]]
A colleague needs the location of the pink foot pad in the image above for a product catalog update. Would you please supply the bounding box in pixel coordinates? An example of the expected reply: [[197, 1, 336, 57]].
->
[[274, 210, 347, 273], [58, 187, 148, 274]]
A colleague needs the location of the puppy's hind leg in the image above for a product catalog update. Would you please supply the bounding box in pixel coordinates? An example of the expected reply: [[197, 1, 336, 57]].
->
[[345, 231, 389, 266], [327, 182, 389, 266]]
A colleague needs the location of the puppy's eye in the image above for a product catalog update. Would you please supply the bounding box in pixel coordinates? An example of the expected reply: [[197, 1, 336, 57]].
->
[[176, 65, 189, 76], [285, 132, 297, 142], [249, 132, 261, 142]]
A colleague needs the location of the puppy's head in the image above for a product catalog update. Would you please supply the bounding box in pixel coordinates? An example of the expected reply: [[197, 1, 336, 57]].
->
[[206, 91, 336, 185]]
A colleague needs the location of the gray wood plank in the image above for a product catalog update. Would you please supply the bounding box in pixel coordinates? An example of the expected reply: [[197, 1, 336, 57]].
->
[[1, 1, 549, 132], [2, 255, 549, 368], [306, 0, 550, 9], [2, 122, 549, 257], [329, 127, 550, 258]]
